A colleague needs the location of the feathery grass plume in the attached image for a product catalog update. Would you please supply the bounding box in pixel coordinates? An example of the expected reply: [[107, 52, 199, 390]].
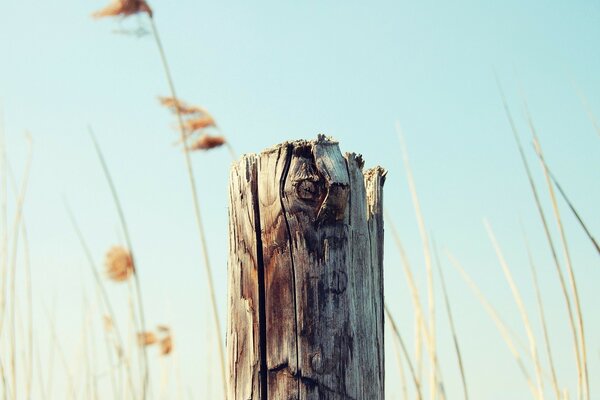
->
[[184, 116, 217, 133], [188, 134, 226, 151], [446, 251, 537, 397], [522, 225, 562, 400], [105, 245, 134, 282], [395, 122, 439, 399], [138, 332, 157, 346], [495, 78, 583, 399], [92, 0, 152, 18], [158, 96, 210, 116], [484, 220, 544, 400], [385, 305, 423, 400], [158, 327, 173, 356]]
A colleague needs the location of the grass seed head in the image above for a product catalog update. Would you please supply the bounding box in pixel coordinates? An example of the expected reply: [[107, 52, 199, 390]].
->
[[160, 335, 173, 356], [188, 134, 226, 151], [105, 245, 135, 282], [92, 0, 153, 19], [138, 331, 157, 346], [184, 116, 216, 133], [158, 96, 210, 116]]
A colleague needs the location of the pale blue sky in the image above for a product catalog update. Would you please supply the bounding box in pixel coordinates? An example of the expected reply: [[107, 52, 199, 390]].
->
[[0, 1, 599, 399]]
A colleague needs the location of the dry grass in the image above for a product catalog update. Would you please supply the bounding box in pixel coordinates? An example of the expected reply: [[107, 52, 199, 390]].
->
[[92, 0, 152, 19]]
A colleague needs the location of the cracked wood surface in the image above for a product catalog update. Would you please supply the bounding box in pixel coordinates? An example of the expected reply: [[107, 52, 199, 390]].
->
[[227, 136, 385, 400]]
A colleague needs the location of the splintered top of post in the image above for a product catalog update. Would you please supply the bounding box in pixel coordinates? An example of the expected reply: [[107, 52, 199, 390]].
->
[[234, 134, 387, 181]]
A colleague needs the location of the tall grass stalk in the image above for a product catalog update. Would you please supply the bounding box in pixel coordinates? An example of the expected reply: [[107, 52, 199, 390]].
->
[[522, 225, 561, 400], [7, 135, 32, 398], [395, 122, 438, 399], [147, 15, 226, 397], [385, 305, 423, 400], [575, 89, 600, 137], [484, 220, 544, 399], [496, 81, 583, 399], [0, 111, 8, 393], [65, 201, 135, 398], [43, 302, 76, 399], [527, 127, 589, 400], [446, 251, 536, 397], [385, 212, 431, 377], [88, 129, 149, 398], [543, 167, 599, 255], [7, 159, 35, 400], [433, 239, 468, 400]]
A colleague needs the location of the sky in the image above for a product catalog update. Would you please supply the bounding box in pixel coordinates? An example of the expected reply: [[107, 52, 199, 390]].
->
[[0, 0, 599, 399]]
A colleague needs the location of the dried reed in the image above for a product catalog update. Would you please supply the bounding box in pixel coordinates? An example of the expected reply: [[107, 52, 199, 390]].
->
[[385, 305, 423, 400], [138, 332, 157, 346], [446, 251, 537, 397], [522, 225, 561, 400], [433, 238, 468, 400], [485, 220, 544, 399], [105, 245, 135, 282], [89, 128, 150, 397], [395, 122, 439, 399], [147, 14, 226, 396], [188, 134, 226, 151], [496, 79, 583, 399], [527, 120, 589, 400], [65, 202, 135, 398], [92, 0, 152, 18]]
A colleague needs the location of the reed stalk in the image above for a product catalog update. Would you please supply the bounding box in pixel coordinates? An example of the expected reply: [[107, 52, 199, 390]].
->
[[485, 220, 544, 399], [395, 122, 438, 400], [527, 129, 589, 400], [385, 304, 423, 400], [496, 80, 583, 399], [446, 251, 536, 397], [147, 15, 226, 397], [522, 225, 561, 400], [433, 239, 468, 400], [65, 201, 135, 398]]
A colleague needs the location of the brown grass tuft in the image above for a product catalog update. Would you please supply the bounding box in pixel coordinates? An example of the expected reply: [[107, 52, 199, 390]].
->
[[138, 332, 157, 347], [188, 134, 226, 151], [184, 116, 216, 133], [92, 0, 152, 19], [104, 245, 134, 282], [156, 326, 173, 356], [158, 96, 210, 116]]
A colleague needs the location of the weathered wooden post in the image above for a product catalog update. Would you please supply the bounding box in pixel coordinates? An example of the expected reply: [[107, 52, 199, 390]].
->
[[227, 135, 386, 399]]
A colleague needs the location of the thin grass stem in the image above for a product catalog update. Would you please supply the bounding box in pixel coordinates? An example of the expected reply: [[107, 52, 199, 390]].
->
[[521, 224, 561, 400], [446, 251, 536, 397], [495, 78, 583, 399], [88, 127, 150, 399], [432, 239, 468, 400], [385, 305, 423, 400], [148, 15, 226, 397]]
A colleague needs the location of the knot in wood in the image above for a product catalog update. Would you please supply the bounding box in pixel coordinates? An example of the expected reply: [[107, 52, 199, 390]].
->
[[295, 179, 322, 201]]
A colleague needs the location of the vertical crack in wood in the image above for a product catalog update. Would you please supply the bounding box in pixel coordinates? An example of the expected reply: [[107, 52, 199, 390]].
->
[[277, 143, 302, 398], [252, 158, 269, 400]]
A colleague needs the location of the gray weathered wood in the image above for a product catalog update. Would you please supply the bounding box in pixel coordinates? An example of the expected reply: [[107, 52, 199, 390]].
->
[[227, 135, 386, 400]]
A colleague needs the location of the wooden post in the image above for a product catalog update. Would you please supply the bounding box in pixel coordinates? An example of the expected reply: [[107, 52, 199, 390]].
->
[[227, 135, 386, 400]]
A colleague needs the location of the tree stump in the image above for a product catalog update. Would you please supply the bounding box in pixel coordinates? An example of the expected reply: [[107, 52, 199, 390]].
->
[[227, 135, 386, 400]]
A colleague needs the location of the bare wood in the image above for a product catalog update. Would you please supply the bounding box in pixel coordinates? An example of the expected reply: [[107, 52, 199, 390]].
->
[[227, 136, 386, 400]]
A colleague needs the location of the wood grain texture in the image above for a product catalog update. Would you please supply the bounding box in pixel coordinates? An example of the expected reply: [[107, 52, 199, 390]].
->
[[227, 136, 386, 400]]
